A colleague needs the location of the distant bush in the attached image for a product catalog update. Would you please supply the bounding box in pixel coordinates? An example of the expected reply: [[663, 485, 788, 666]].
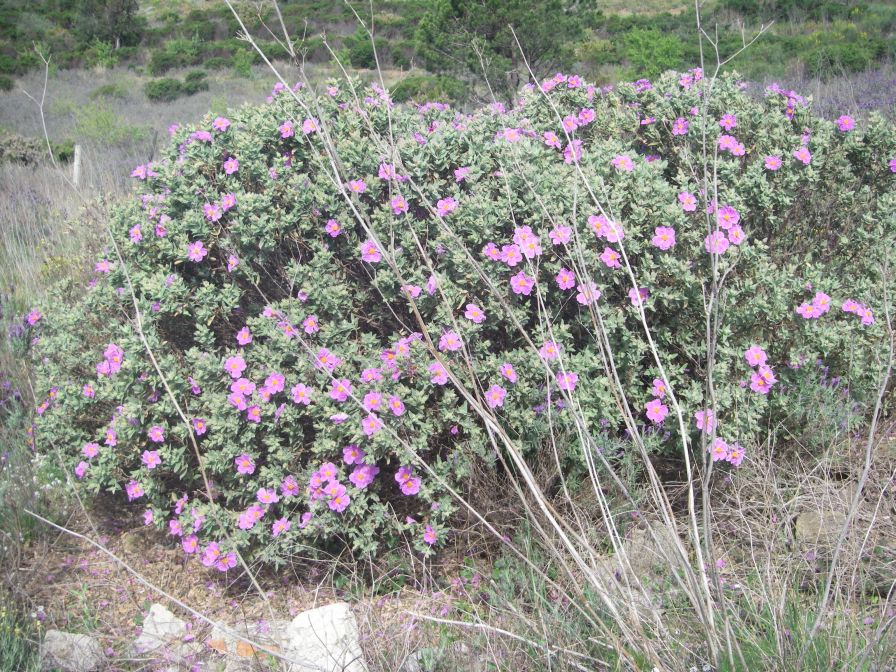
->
[[182, 70, 209, 95], [0, 75, 11, 92], [203, 56, 232, 70], [147, 50, 179, 76], [390, 74, 466, 103], [89, 82, 129, 100], [0, 133, 75, 164], [144, 77, 184, 102], [30, 72, 896, 569], [232, 48, 255, 78], [622, 27, 686, 79]]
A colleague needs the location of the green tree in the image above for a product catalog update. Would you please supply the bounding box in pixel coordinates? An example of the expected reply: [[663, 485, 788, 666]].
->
[[74, 0, 142, 49], [414, 0, 585, 101]]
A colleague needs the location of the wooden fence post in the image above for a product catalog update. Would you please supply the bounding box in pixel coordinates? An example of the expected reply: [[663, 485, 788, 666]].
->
[[72, 144, 82, 187]]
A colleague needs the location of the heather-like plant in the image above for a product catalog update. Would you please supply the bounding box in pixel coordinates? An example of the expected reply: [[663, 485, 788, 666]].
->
[[28, 69, 896, 571]]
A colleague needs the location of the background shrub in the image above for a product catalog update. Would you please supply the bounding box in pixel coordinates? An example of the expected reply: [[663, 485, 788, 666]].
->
[[29, 72, 896, 570], [144, 77, 183, 102]]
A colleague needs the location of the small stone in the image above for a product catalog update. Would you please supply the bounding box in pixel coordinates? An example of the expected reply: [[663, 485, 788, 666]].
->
[[282, 602, 368, 671], [132, 603, 187, 655], [41, 630, 105, 672]]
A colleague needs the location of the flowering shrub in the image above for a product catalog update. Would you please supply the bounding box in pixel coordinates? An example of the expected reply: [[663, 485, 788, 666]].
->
[[28, 70, 896, 568]]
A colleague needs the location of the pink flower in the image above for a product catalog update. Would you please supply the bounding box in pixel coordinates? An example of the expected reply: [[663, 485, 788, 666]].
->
[[555, 267, 576, 290], [727, 226, 745, 245], [129, 224, 143, 243], [679, 192, 697, 212], [719, 114, 737, 131], [361, 413, 384, 436], [360, 240, 382, 263], [148, 425, 165, 443], [749, 371, 773, 394], [390, 195, 409, 215], [454, 166, 470, 181], [765, 155, 782, 171], [436, 197, 458, 216], [272, 518, 291, 537], [726, 443, 745, 467], [257, 487, 280, 504], [212, 116, 230, 132], [182, 535, 198, 553], [329, 378, 353, 402], [348, 179, 367, 194], [549, 225, 572, 245], [710, 438, 729, 462], [186, 240, 208, 262], [349, 464, 379, 489], [835, 115, 854, 132], [423, 525, 437, 545], [705, 231, 730, 255], [82, 383, 95, 398], [539, 340, 561, 360], [95, 259, 112, 274], [464, 303, 485, 323], [400, 477, 421, 496], [439, 331, 463, 352], [500, 244, 523, 266], [563, 140, 583, 164], [224, 356, 246, 378], [510, 272, 535, 296], [716, 205, 740, 229], [264, 371, 285, 394], [325, 219, 342, 237], [576, 282, 601, 306], [236, 327, 252, 345], [628, 286, 649, 306], [612, 155, 634, 172], [795, 302, 820, 319], [695, 409, 715, 432], [543, 131, 561, 148], [223, 157, 239, 175], [793, 147, 812, 165], [651, 226, 676, 250], [672, 117, 689, 135], [125, 480, 144, 500], [645, 398, 668, 423], [75, 461, 89, 479], [192, 418, 207, 436], [557, 371, 578, 392], [227, 255, 239, 272], [142, 450, 161, 469], [429, 362, 448, 385], [362, 391, 383, 412], [744, 346, 767, 367], [279, 121, 294, 138], [600, 247, 621, 269], [812, 291, 831, 315], [500, 362, 518, 383], [246, 405, 262, 423], [652, 378, 667, 398], [343, 445, 365, 465], [485, 384, 507, 409], [290, 384, 312, 406], [235, 454, 255, 475], [388, 395, 406, 416]]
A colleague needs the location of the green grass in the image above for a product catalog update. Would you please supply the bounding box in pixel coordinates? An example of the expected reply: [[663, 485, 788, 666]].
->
[[0, 606, 40, 672]]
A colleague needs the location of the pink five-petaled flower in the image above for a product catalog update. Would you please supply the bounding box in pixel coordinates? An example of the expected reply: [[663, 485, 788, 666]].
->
[[272, 518, 291, 537], [726, 444, 745, 467], [343, 444, 365, 465], [543, 131, 561, 148], [235, 454, 255, 475], [652, 378, 667, 398], [142, 450, 161, 469], [539, 340, 561, 360], [600, 247, 621, 269], [556, 267, 575, 290], [716, 205, 740, 229], [645, 398, 669, 423], [812, 291, 831, 315], [672, 117, 689, 135], [227, 255, 239, 272], [83, 442, 99, 458], [203, 202, 222, 222], [436, 197, 458, 216], [652, 226, 676, 250], [695, 409, 715, 432], [795, 302, 821, 319], [325, 219, 342, 237], [187, 241, 207, 262], [438, 331, 463, 352], [362, 391, 382, 412], [744, 345, 767, 367], [246, 405, 262, 423], [679, 191, 697, 212], [302, 117, 318, 134], [125, 480, 144, 500], [765, 155, 782, 171], [362, 413, 384, 436], [719, 114, 737, 131], [360, 239, 382, 263], [576, 282, 601, 306], [223, 157, 239, 175], [749, 365, 776, 394], [710, 437, 729, 462], [95, 259, 112, 273], [388, 395, 406, 416], [82, 383, 95, 398], [349, 464, 379, 489], [557, 371, 578, 392], [485, 384, 507, 409], [629, 286, 649, 307], [612, 154, 634, 172], [257, 487, 280, 504], [390, 195, 409, 215], [348, 179, 366, 194], [279, 121, 294, 138], [224, 355, 246, 379], [705, 231, 730, 255], [728, 226, 745, 245], [236, 327, 252, 346], [75, 461, 89, 479], [212, 116, 230, 132], [549, 225, 572, 245], [429, 362, 448, 385], [192, 418, 207, 436], [500, 362, 517, 383], [302, 315, 319, 334], [329, 378, 353, 402], [148, 425, 165, 443], [836, 115, 855, 132], [793, 147, 812, 165], [264, 371, 285, 394], [423, 525, 437, 545], [464, 303, 485, 323]]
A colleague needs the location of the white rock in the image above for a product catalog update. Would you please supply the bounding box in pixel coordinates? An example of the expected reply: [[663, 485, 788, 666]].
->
[[132, 603, 187, 655], [282, 602, 368, 672], [40, 630, 105, 672]]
